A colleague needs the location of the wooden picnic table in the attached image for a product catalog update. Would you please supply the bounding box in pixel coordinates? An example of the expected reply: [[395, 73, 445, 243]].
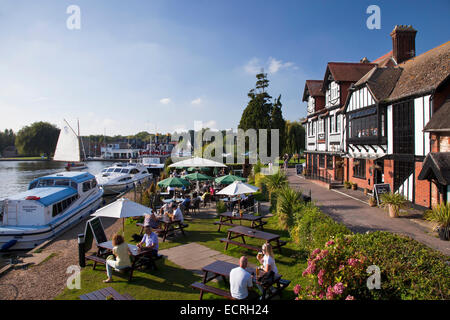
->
[[89, 240, 159, 280], [79, 287, 134, 300], [137, 216, 188, 242], [193, 260, 289, 300], [215, 211, 267, 231], [220, 226, 287, 254], [162, 198, 184, 204]]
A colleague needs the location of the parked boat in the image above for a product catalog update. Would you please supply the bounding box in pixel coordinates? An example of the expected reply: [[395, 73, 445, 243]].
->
[[0, 171, 103, 250], [53, 119, 88, 171], [95, 163, 151, 196]]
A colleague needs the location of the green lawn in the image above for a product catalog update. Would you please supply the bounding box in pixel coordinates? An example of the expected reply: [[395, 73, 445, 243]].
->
[[0, 156, 48, 161], [56, 215, 307, 300]]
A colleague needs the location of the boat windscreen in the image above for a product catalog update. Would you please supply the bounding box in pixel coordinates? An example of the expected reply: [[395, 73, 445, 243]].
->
[[107, 168, 114, 172], [121, 169, 130, 173], [114, 168, 122, 173], [38, 179, 54, 187], [55, 179, 70, 186]]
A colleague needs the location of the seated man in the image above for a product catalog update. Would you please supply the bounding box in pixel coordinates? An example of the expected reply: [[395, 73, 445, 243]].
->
[[137, 226, 159, 259], [181, 196, 191, 209], [229, 256, 259, 300], [172, 203, 184, 223]]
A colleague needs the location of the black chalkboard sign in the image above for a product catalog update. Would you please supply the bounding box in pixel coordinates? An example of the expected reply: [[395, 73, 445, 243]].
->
[[83, 217, 107, 252], [373, 183, 391, 205], [296, 164, 303, 175]]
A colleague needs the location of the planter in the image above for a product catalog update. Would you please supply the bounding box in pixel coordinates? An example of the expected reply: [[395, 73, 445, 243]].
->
[[368, 198, 377, 207], [351, 184, 358, 191], [437, 227, 450, 241], [388, 204, 399, 218], [364, 188, 368, 195]]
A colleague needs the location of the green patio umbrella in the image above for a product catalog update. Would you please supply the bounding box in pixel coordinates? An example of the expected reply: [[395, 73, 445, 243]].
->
[[157, 177, 190, 188], [214, 174, 246, 185], [184, 172, 213, 181]]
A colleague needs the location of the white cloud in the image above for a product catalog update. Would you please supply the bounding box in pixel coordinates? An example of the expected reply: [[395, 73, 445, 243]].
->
[[244, 57, 296, 75], [160, 98, 171, 104], [204, 120, 217, 130], [191, 98, 202, 105]]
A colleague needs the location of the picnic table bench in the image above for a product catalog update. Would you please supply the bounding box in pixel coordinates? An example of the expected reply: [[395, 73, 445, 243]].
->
[[214, 212, 267, 231], [79, 287, 134, 300], [191, 260, 290, 300], [86, 241, 163, 281], [220, 226, 287, 254], [136, 218, 188, 242]]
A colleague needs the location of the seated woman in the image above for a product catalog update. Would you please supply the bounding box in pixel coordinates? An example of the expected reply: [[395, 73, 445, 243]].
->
[[103, 234, 132, 283], [143, 210, 160, 229], [257, 243, 278, 274]]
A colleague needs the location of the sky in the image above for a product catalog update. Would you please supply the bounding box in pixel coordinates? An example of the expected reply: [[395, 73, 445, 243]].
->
[[0, 0, 449, 136]]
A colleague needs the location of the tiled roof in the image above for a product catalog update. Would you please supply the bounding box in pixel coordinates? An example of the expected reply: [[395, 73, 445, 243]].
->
[[424, 98, 450, 132], [322, 62, 377, 91], [354, 67, 403, 102], [302, 80, 324, 101], [387, 41, 450, 102], [418, 152, 450, 185]]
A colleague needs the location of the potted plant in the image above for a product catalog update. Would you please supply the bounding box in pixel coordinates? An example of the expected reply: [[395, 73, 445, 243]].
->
[[368, 196, 377, 207], [344, 181, 351, 189], [424, 203, 450, 241], [380, 192, 406, 218], [351, 182, 358, 190]]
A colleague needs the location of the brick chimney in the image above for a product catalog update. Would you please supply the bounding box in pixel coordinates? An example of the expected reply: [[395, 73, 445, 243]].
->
[[390, 25, 417, 64]]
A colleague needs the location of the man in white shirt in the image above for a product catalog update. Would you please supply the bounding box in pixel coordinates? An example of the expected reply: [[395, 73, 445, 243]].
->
[[137, 226, 159, 258], [229, 256, 258, 300], [172, 204, 184, 223]]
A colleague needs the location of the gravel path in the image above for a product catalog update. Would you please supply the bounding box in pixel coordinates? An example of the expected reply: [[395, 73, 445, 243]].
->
[[0, 216, 123, 300]]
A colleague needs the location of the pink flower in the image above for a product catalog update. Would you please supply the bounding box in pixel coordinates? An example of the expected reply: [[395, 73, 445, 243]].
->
[[295, 297, 300, 300], [318, 292, 325, 299], [326, 286, 334, 300], [311, 248, 321, 256], [293, 284, 302, 295], [321, 249, 329, 256], [348, 258, 359, 267], [345, 295, 355, 300], [333, 282, 345, 295], [339, 264, 345, 271], [325, 240, 335, 247], [318, 269, 325, 286]]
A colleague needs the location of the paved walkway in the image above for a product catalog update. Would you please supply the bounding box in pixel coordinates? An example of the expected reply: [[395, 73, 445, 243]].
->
[[159, 243, 256, 276], [286, 168, 450, 256]]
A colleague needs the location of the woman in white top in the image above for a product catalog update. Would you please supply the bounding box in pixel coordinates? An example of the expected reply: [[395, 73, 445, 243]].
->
[[257, 243, 278, 274]]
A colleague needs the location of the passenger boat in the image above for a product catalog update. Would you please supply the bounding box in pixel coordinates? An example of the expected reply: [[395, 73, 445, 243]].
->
[[95, 163, 151, 196], [0, 172, 104, 250]]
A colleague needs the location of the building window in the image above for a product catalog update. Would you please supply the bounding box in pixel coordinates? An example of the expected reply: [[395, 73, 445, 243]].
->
[[353, 159, 366, 179], [331, 115, 335, 133], [319, 155, 325, 168], [393, 100, 414, 154], [336, 114, 341, 133], [327, 156, 333, 169]]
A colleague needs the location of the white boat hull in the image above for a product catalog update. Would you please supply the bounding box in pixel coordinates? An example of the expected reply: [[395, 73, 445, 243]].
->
[[0, 192, 103, 250], [101, 176, 151, 195]]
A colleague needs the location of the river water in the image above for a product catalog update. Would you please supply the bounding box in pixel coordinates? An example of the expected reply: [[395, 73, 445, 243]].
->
[[0, 161, 112, 200]]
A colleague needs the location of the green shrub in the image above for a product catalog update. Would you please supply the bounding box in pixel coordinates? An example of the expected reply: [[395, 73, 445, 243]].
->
[[290, 204, 351, 253], [276, 186, 303, 230], [216, 200, 227, 214], [294, 231, 450, 300], [254, 191, 269, 202]]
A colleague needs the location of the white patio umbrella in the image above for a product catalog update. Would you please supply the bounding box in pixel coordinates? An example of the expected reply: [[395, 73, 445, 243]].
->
[[216, 181, 259, 196], [169, 157, 227, 168], [91, 197, 151, 232]]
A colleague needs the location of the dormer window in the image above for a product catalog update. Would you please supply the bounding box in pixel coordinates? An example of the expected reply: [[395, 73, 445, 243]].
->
[[326, 81, 340, 107]]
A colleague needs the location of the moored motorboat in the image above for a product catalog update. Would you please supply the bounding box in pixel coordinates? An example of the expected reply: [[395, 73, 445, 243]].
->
[[95, 163, 151, 196], [0, 171, 104, 250]]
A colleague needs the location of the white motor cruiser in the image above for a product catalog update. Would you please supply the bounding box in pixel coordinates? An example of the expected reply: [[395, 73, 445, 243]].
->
[[95, 163, 151, 195]]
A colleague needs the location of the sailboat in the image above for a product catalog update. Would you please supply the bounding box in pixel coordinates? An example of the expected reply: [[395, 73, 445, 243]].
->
[[53, 119, 88, 171]]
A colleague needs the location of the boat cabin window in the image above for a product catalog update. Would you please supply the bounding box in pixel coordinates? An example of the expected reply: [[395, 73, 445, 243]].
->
[[52, 194, 79, 217], [71, 182, 78, 189], [130, 169, 139, 174], [82, 181, 92, 192], [121, 169, 130, 174], [91, 179, 97, 188], [114, 168, 122, 173], [38, 179, 54, 187], [55, 179, 70, 187], [107, 168, 115, 173], [102, 169, 107, 173], [119, 177, 132, 182], [29, 181, 38, 190]]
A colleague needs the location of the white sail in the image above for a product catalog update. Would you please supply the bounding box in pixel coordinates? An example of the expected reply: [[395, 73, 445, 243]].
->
[[53, 122, 81, 162]]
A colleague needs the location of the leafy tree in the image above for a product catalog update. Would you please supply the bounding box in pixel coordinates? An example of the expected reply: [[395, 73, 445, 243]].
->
[[15, 122, 60, 156], [284, 120, 305, 154], [271, 95, 286, 155], [0, 129, 16, 154]]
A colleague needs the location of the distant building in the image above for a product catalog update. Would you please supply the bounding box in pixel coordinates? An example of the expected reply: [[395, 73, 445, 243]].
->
[[101, 143, 140, 159]]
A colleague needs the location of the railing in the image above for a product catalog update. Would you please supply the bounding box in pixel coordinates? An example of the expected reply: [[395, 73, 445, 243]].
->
[[304, 168, 332, 184]]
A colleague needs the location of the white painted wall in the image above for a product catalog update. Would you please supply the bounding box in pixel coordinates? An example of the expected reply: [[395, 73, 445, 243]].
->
[[348, 87, 376, 112]]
